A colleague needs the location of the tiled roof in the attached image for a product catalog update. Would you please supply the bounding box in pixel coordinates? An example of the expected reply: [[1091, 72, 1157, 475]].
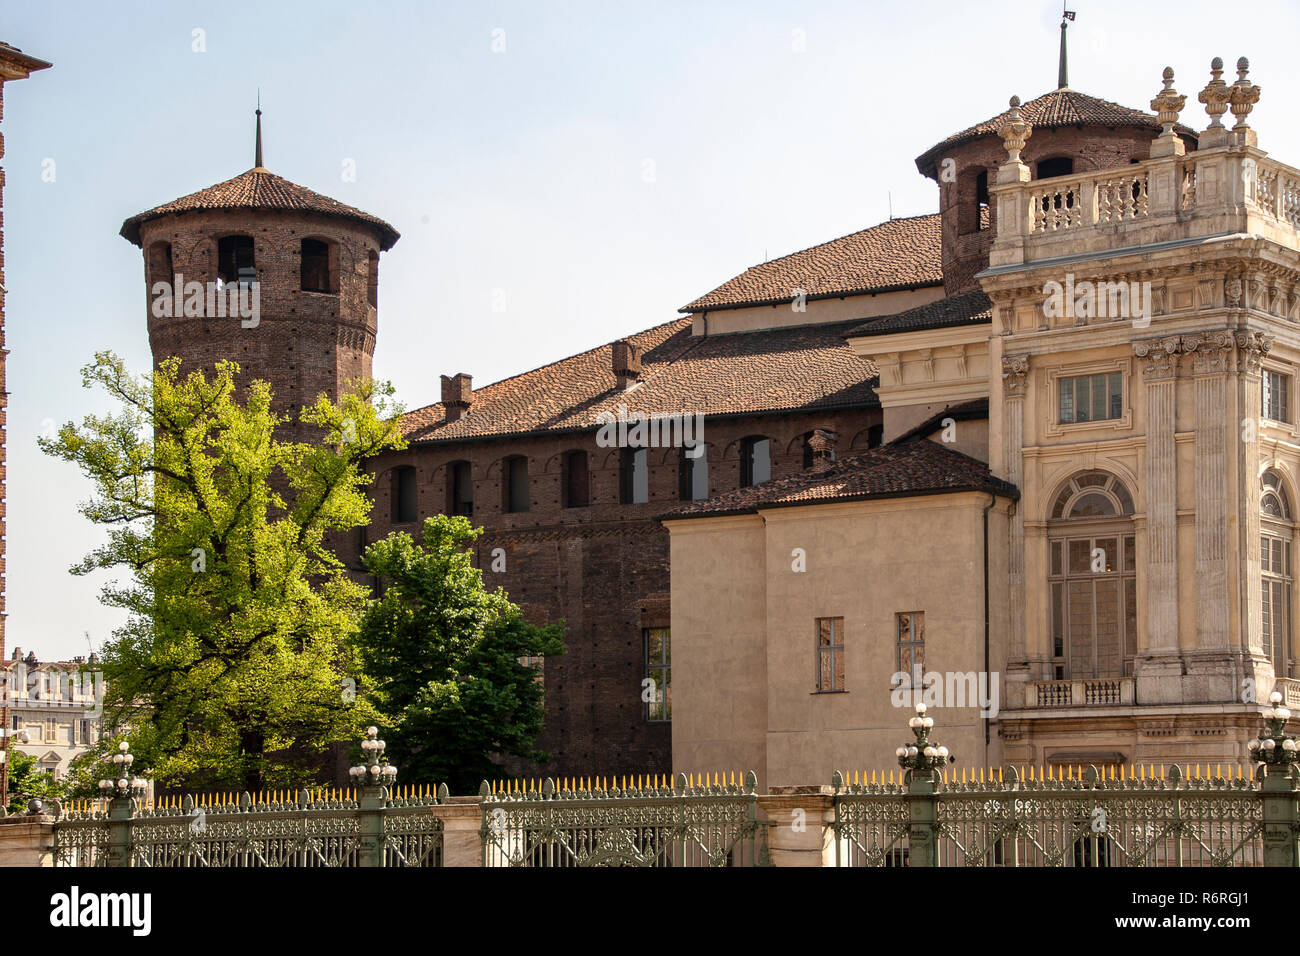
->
[[891, 398, 989, 445], [680, 214, 942, 313], [847, 290, 993, 338], [120, 168, 400, 250], [401, 318, 880, 443], [915, 88, 1196, 179], [660, 440, 1018, 520]]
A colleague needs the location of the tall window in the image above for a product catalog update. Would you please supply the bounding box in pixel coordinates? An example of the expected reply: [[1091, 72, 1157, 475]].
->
[[300, 238, 337, 293], [147, 241, 173, 285], [1058, 373, 1123, 425], [1262, 469, 1293, 678], [367, 250, 379, 308], [562, 450, 589, 508], [621, 447, 648, 504], [447, 460, 473, 516], [217, 235, 256, 285], [392, 466, 417, 523], [644, 628, 670, 721], [679, 443, 708, 500], [502, 456, 530, 513], [1264, 370, 1291, 423], [739, 436, 771, 487], [816, 617, 845, 692], [975, 169, 990, 231], [896, 612, 925, 685], [1048, 472, 1137, 680]]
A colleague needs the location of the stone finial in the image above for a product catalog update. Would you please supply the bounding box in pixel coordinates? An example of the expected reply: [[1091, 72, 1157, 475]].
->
[[440, 372, 473, 422], [1229, 56, 1260, 131], [1150, 66, 1186, 137], [998, 95, 1032, 164], [1198, 57, 1231, 130]]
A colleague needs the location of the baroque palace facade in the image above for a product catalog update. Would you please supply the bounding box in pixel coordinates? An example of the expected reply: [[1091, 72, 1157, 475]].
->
[[121, 47, 1298, 785]]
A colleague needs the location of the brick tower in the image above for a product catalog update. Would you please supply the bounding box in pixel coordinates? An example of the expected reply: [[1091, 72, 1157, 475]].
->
[[119, 112, 400, 430]]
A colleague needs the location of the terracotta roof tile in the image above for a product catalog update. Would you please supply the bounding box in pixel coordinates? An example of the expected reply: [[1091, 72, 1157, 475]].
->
[[847, 289, 992, 338], [120, 168, 400, 250], [402, 318, 880, 443], [915, 88, 1196, 179], [660, 440, 1018, 520], [680, 214, 942, 313]]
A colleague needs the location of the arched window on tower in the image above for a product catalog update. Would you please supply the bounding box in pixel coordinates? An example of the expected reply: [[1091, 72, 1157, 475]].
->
[[1035, 157, 1077, 221], [147, 241, 173, 286], [1047, 471, 1137, 681], [300, 238, 338, 293], [1262, 469, 1294, 679], [975, 170, 990, 231], [367, 250, 379, 308], [217, 235, 256, 286]]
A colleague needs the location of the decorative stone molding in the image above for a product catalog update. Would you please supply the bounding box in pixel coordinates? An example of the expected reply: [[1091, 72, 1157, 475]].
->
[[1198, 57, 1231, 130], [1234, 330, 1273, 375], [1133, 336, 1183, 380], [1181, 330, 1235, 376], [998, 95, 1032, 164], [1001, 355, 1029, 398], [1225, 275, 1243, 308]]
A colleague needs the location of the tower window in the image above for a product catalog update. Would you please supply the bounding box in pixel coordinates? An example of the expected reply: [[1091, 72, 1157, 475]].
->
[[147, 241, 173, 285], [1036, 156, 1075, 179], [447, 460, 473, 516], [217, 235, 256, 285], [392, 466, 417, 523], [739, 436, 771, 488], [367, 250, 379, 308], [503, 456, 530, 513], [975, 170, 989, 231], [300, 238, 337, 293], [562, 450, 589, 508]]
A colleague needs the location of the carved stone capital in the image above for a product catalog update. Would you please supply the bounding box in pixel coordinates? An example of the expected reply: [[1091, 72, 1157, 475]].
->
[[1234, 330, 1273, 374], [1181, 329, 1235, 375], [1134, 336, 1184, 380], [1001, 354, 1029, 399]]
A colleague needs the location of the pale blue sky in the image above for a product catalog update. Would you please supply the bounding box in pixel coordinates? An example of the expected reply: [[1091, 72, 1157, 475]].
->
[[5, 0, 1299, 659]]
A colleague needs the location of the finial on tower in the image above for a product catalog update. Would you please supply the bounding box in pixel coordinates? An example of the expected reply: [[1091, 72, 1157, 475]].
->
[[1058, 7, 1075, 89], [254, 91, 264, 170]]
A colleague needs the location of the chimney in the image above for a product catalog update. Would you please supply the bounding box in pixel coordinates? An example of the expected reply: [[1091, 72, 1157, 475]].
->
[[807, 428, 837, 472], [441, 373, 473, 422], [612, 340, 642, 390], [10, 646, 19, 661]]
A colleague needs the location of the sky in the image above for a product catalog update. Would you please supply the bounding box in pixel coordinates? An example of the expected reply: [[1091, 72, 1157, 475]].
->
[[4, 0, 1300, 660]]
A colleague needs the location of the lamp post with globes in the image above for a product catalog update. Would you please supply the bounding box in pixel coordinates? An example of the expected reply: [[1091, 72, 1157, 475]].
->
[[1249, 690, 1300, 866], [1247, 691, 1300, 773], [350, 726, 397, 867], [98, 741, 147, 867], [895, 701, 953, 867]]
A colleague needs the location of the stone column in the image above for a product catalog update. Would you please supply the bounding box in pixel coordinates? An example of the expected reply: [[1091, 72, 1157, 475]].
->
[[1134, 336, 1184, 702], [757, 787, 834, 867], [1237, 332, 1272, 674], [1002, 356, 1030, 693]]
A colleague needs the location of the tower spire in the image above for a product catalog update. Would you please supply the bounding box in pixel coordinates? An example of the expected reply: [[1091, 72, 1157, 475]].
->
[[253, 91, 263, 170], [1058, 7, 1075, 89]]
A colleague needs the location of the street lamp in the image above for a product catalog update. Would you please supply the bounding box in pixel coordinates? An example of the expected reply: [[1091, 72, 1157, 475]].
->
[[348, 726, 397, 788], [97, 741, 147, 798], [1248, 691, 1300, 771], [896, 702, 952, 780]]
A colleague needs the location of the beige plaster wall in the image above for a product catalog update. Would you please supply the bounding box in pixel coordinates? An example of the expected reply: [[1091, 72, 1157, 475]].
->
[[689, 285, 945, 337]]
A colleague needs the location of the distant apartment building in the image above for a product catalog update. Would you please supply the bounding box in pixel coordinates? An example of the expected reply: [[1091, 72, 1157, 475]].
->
[[2, 648, 103, 780]]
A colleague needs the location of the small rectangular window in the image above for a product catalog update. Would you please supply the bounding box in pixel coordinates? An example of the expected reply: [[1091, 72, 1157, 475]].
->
[[448, 461, 473, 516], [816, 617, 845, 692], [896, 612, 925, 684], [645, 628, 671, 721], [1059, 373, 1123, 425], [679, 443, 708, 501], [621, 447, 648, 504], [393, 466, 417, 523], [563, 451, 589, 508], [1264, 370, 1291, 423], [504, 457, 530, 513]]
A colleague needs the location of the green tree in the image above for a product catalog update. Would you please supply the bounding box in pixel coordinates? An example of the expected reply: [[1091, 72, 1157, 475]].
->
[[5, 749, 67, 815], [40, 353, 405, 791], [356, 516, 565, 792]]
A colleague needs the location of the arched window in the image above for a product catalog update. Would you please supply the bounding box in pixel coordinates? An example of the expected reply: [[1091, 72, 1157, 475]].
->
[[392, 466, 417, 523], [739, 436, 771, 488], [300, 238, 338, 293], [446, 460, 473, 517], [1262, 469, 1293, 678], [502, 455, 529, 513], [147, 241, 173, 286], [621, 447, 648, 505], [1047, 472, 1137, 680], [1036, 156, 1075, 179], [562, 450, 589, 509], [367, 250, 379, 308], [679, 442, 708, 501], [217, 235, 256, 285]]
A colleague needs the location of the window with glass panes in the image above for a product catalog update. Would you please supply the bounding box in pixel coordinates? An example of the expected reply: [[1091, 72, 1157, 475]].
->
[[1262, 469, 1293, 677], [1058, 372, 1123, 424], [895, 612, 924, 685], [644, 628, 670, 720], [1048, 534, 1137, 679], [816, 617, 845, 692], [1264, 370, 1291, 423]]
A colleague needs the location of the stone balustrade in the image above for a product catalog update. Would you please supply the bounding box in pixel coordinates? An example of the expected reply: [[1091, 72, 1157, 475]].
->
[[1026, 677, 1136, 709]]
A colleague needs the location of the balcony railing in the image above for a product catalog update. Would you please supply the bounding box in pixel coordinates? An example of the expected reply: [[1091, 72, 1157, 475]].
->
[[1026, 678, 1135, 709]]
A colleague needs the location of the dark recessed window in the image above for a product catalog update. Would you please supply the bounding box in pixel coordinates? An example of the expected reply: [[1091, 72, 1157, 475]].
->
[[503, 456, 529, 513], [562, 450, 589, 508], [1036, 156, 1075, 179], [447, 460, 473, 516], [679, 443, 708, 501], [393, 466, 417, 523], [300, 238, 336, 293], [621, 447, 649, 505], [217, 235, 255, 285], [739, 436, 771, 488], [367, 250, 379, 308]]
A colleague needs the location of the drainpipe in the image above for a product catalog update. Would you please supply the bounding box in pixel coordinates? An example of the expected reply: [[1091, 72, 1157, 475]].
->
[[982, 492, 997, 764]]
